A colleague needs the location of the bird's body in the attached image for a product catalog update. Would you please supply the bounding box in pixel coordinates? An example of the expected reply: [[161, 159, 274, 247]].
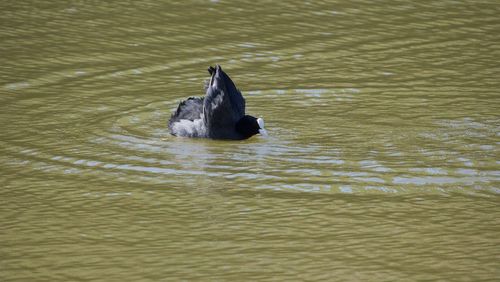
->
[[168, 65, 266, 140]]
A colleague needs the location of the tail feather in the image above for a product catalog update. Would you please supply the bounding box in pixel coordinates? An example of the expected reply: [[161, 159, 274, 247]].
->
[[168, 97, 204, 131]]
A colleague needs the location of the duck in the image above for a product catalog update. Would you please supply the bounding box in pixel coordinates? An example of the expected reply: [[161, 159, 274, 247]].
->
[[168, 65, 267, 140]]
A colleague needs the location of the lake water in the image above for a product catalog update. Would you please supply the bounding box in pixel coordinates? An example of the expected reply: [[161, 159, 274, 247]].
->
[[1, 0, 499, 281]]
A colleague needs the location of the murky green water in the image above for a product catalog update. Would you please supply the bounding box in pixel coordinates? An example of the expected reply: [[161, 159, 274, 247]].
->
[[1, 0, 499, 281]]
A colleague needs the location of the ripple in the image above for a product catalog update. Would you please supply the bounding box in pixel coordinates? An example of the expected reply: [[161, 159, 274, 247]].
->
[[1, 85, 498, 195], [1, 0, 499, 198]]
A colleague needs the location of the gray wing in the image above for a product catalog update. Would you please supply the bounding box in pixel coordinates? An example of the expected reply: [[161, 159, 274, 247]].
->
[[203, 66, 246, 136], [203, 87, 241, 138], [218, 66, 245, 119]]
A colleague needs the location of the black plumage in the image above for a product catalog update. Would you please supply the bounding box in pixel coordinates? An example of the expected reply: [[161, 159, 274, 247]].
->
[[168, 65, 266, 140]]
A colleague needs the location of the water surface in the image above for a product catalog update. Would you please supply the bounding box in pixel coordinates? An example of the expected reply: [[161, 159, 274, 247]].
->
[[1, 0, 499, 281]]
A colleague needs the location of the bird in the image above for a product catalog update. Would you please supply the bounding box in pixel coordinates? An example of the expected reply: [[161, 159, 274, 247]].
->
[[168, 65, 267, 140]]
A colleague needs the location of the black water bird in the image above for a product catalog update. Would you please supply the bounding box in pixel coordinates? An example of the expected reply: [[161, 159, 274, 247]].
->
[[168, 65, 266, 140]]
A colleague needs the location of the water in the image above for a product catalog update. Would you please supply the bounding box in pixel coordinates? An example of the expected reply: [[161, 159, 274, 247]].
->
[[1, 0, 499, 281]]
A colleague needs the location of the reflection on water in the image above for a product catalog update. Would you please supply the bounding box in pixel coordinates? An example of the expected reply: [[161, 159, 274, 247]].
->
[[1, 0, 499, 281]]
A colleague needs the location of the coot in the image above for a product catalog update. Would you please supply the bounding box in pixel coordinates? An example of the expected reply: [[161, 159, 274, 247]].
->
[[168, 65, 267, 140]]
